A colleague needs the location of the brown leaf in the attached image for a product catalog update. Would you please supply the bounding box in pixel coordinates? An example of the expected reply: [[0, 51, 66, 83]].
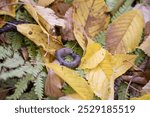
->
[[144, 21, 150, 38], [61, 7, 75, 41], [45, 61, 64, 98], [51, 0, 71, 17]]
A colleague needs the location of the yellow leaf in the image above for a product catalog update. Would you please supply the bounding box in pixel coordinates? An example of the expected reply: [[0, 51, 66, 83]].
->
[[0, 0, 18, 17], [139, 36, 150, 57], [80, 42, 106, 69], [73, 0, 110, 50], [106, 10, 144, 54], [59, 93, 83, 100], [84, 41, 136, 99], [45, 63, 94, 100], [17, 24, 62, 55], [37, 0, 54, 7], [112, 54, 137, 79], [131, 94, 150, 100]]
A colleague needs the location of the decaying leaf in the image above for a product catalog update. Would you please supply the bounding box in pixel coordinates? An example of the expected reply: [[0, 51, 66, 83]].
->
[[37, 0, 54, 7], [59, 93, 83, 100], [45, 63, 94, 100], [0, 0, 18, 17], [73, 0, 110, 50], [106, 10, 144, 54], [61, 7, 75, 41], [139, 36, 150, 57], [17, 24, 62, 55], [45, 69, 64, 98]]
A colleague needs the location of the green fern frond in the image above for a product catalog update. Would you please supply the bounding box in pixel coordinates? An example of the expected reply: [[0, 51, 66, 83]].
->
[[134, 49, 146, 65], [0, 46, 13, 60], [111, 0, 135, 21], [105, 0, 121, 11], [34, 72, 46, 99], [0, 65, 31, 80], [7, 75, 34, 100], [95, 31, 106, 47], [0, 52, 24, 69]]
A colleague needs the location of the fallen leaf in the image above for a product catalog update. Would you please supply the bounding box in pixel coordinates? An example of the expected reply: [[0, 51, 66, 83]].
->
[[131, 94, 150, 100], [79, 42, 106, 69], [139, 36, 150, 57], [0, 18, 5, 27], [59, 93, 83, 100], [37, 0, 54, 7], [73, 0, 110, 50], [0, 88, 9, 100], [134, 4, 150, 23], [51, 0, 71, 16], [0, 0, 18, 17], [106, 10, 144, 54], [17, 24, 62, 55], [83, 41, 136, 99], [61, 7, 75, 41], [45, 69, 64, 98], [45, 63, 94, 100], [22, 1, 65, 37]]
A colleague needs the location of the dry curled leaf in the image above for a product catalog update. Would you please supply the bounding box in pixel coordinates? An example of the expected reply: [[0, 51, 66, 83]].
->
[[0, 0, 18, 17], [106, 10, 144, 54], [45, 63, 94, 100], [45, 69, 64, 98], [73, 0, 110, 50], [17, 24, 62, 55], [61, 7, 75, 41]]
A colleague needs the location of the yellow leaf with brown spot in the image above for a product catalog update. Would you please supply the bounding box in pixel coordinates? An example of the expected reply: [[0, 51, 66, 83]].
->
[[17, 24, 62, 55], [0, 0, 18, 17], [106, 10, 144, 54], [80, 42, 106, 69], [45, 63, 94, 100], [139, 36, 150, 57], [73, 0, 110, 50]]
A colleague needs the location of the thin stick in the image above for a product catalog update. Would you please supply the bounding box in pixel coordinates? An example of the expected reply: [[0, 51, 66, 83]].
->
[[124, 82, 141, 93]]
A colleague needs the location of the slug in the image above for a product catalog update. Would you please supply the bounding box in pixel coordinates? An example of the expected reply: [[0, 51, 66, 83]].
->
[[55, 48, 81, 68]]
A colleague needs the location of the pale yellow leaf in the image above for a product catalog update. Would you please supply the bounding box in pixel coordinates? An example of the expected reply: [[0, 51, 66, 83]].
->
[[106, 10, 144, 54], [0, 0, 18, 17], [80, 42, 106, 69], [37, 0, 54, 7], [59, 93, 83, 100], [73, 0, 110, 50], [131, 94, 150, 100], [45, 63, 94, 100], [139, 36, 150, 57], [17, 24, 62, 55]]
